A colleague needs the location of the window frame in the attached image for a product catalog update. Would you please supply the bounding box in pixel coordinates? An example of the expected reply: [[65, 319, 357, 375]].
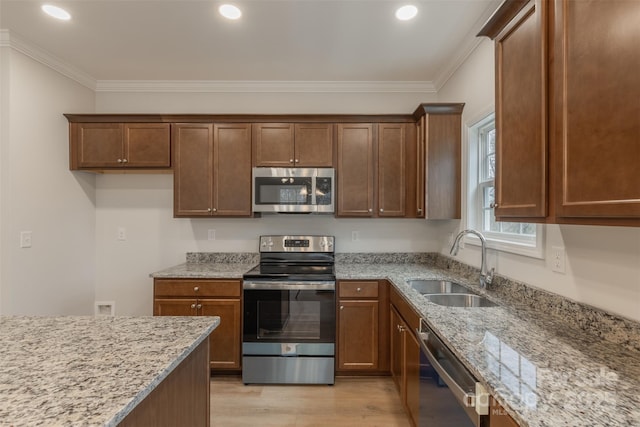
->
[[466, 111, 544, 259]]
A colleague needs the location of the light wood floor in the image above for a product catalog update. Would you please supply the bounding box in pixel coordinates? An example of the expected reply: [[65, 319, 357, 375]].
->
[[210, 376, 412, 427]]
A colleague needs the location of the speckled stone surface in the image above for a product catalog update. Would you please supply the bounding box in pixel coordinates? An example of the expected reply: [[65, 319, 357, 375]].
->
[[0, 315, 219, 427], [336, 261, 640, 427], [150, 262, 256, 279], [186, 252, 259, 264]]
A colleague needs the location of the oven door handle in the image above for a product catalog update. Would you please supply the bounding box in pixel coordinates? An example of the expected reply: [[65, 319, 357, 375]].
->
[[243, 281, 335, 290], [417, 328, 477, 409]]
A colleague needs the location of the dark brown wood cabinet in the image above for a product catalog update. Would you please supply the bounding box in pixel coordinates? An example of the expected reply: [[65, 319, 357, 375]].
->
[[153, 278, 242, 371], [173, 123, 252, 217], [119, 338, 210, 427], [489, 397, 520, 427], [390, 286, 422, 427], [479, 0, 640, 226], [413, 104, 464, 219], [551, 0, 640, 223], [336, 280, 389, 373], [69, 122, 170, 170], [337, 123, 417, 218], [253, 123, 334, 167]]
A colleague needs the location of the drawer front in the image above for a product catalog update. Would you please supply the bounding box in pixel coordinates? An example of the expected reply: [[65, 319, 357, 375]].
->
[[154, 279, 241, 298], [339, 281, 379, 298]]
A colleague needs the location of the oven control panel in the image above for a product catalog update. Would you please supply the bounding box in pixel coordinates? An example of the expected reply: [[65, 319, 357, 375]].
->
[[259, 235, 334, 252]]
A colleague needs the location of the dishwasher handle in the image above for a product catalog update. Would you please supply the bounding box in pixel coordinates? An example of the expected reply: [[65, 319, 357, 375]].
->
[[417, 328, 477, 409]]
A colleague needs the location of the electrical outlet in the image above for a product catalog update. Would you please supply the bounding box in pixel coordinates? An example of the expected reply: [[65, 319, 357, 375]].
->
[[551, 246, 566, 273], [20, 231, 32, 248], [117, 227, 126, 241], [208, 229, 216, 240], [351, 231, 359, 242]]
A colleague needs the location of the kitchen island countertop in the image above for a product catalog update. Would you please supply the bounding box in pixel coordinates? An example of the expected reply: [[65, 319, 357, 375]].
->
[[0, 315, 219, 426]]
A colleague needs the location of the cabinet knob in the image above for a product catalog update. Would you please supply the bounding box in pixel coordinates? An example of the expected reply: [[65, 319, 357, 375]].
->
[[116, 158, 123, 163], [289, 159, 294, 163], [212, 208, 217, 212], [418, 208, 423, 214], [196, 304, 202, 309], [379, 209, 384, 213], [191, 303, 196, 309], [122, 158, 128, 163], [490, 203, 499, 209], [399, 325, 406, 333], [356, 287, 362, 292], [207, 208, 212, 212], [194, 286, 199, 292], [295, 159, 299, 163], [340, 305, 344, 310], [368, 208, 373, 213]]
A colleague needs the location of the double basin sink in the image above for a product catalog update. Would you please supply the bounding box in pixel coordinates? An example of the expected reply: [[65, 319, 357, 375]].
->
[[407, 279, 498, 308]]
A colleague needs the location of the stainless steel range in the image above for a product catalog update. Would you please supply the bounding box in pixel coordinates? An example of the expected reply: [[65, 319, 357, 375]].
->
[[242, 235, 336, 385]]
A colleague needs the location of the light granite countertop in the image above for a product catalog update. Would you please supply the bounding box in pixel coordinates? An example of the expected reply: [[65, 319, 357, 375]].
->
[[150, 256, 640, 427], [0, 315, 219, 427]]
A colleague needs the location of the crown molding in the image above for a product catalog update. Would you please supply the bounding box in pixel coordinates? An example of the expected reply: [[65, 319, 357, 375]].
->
[[94, 79, 437, 94], [0, 30, 96, 90], [432, 0, 502, 92]]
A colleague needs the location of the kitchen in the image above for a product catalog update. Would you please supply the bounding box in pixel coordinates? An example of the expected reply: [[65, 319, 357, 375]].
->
[[1, 0, 639, 426]]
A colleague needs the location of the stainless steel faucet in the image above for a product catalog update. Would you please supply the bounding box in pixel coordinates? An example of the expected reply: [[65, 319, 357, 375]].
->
[[450, 229, 494, 288]]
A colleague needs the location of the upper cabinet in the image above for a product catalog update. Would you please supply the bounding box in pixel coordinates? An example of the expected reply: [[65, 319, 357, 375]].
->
[[173, 123, 252, 217], [336, 123, 419, 218], [68, 122, 170, 170], [413, 104, 465, 219], [479, 0, 640, 226], [253, 123, 334, 167]]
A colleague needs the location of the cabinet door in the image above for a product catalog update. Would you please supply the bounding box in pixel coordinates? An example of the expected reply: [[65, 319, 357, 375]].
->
[[378, 124, 406, 217], [337, 124, 375, 216], [294, 123, 334, 167], [337, 300, 379, 370], [173, 124, 214, 217], [252, 123, 295, 167], [153, 298, 198, 316], [73, 123, 123, 168], [200, 299, 241, 370], [494, 0, 548, 219], [553, 0, 640, 220], [415, 117, 426, 218], [390, 306, 404, 394], [213, 124, 252, 216], [405, 325, 421, 427], [123, 123, 171, 168]]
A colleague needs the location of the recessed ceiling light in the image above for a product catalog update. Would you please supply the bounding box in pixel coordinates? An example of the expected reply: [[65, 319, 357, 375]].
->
[[395, 5, 418, 21], [219, 4, 242, 20], [41, 4, 71, 21]]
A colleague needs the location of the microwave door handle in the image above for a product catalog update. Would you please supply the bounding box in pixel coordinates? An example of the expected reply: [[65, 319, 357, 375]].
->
[[311, 177, 317, 206]]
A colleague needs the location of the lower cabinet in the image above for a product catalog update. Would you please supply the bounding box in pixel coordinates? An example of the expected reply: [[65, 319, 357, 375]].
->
[[390, 287, 422, 427], [489, 397, 520, 427], [336, 280, 389, 373], [153, 278, 242, 371]]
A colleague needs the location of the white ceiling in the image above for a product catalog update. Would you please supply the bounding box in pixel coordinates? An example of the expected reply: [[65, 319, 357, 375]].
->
[[0, 0, 499, 88]]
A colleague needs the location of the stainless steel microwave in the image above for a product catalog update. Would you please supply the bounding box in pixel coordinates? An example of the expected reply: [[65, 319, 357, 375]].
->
[[252, 167, 335, 213]]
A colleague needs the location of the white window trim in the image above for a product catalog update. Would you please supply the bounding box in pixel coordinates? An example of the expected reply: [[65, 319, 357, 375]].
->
[[465, 110, 545, 259]]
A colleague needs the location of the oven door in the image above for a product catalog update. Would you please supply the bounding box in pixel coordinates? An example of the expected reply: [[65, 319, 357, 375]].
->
[[243, 282, 335, 356], [252, 168, 315, 213]]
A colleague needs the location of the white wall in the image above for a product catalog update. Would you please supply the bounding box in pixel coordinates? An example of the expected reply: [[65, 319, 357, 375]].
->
[[437, 39, 640, 322], [0, 49, 96, 315], [94, 90, 443, 315]]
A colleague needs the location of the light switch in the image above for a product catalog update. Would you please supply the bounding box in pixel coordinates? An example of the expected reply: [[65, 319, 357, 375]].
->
[[20, 231, 32, 248]]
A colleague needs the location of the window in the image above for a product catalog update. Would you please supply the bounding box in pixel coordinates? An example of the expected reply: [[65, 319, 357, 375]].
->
[[467, 113, 543, 258]]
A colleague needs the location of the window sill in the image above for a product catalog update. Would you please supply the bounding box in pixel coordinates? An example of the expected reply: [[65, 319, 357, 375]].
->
[[463, 232, 544, 259]]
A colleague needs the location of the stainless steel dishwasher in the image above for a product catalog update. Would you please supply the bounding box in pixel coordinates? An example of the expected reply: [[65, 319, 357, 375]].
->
[[417, 319, 489, 426]]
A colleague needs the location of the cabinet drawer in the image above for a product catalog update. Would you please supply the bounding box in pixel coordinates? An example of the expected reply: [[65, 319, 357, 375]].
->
[[339, 281, 379, 298], [154, 279, 241, 298]]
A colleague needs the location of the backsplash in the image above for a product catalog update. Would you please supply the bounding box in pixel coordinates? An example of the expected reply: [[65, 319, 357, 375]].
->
[[186, 252, 259, 264], [335, 252, 438, 264]]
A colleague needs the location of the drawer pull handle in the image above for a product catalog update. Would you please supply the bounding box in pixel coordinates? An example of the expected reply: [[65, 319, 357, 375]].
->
[[194, 286, 199, 292], [191, 303, 196, 309], [356, 287, 362, 292]]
